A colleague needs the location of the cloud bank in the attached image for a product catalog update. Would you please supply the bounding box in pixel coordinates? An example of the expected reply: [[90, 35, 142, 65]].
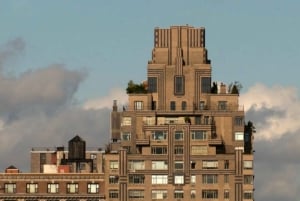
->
[[0, 38, 119, 171], [240, 84, 300, 201]]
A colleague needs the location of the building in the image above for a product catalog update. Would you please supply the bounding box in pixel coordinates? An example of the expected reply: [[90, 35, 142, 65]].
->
[[0, 136, 105, 201], [0, 25, 254, 201], [109, 25, 254, 201]]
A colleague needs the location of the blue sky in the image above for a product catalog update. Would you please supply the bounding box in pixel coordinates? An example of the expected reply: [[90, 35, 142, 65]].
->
[[1, 1, 300, 101], [1, 1, 300, 201]]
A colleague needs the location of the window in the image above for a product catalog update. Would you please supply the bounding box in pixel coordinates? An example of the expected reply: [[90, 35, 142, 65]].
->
[[129, 175, 145, 184], [123, 146, 131, 153], [121, 132, 131, 141], [174, 190, 184, 198], [148, 77, 157, 93], [234, 116, 244, 126], [202, 160, 218, 169], [224, 189, 230, 199], [174, 175, 184, 184], [5, 183, 16, 193], [134, 101, 143, 110], [145, 116, 155, 125], [152, 190, 167, 199], [174, 161, 184, 170], [191, 130, 207, 140], [152, 131, 167, 140], [199, 101, 205, 110], [244, 161, 253, 169], [174, 146, 184, 155], [152, 101, 157, 110], [190, 175, 196, 184], [175, 131, 184, 140], [201, 77, 211, 93], [224, 160, 229, 169], [152, 175, 168, 184], [244, 191, 253, 199], [67, 183, 78, 194], [204, 116, 210, 124], [122, 117, 131, 126], [109, 190, 119, 198], [195, 116, 201, 125], [129, 160, 145, 170], [110, 161, 119, 169], [129, 190, 145, 199], [26, 183, 38, 193], [170, 101, 176, 110], [181, 101, 187, 110], [109, 175, 119, 184], [47, 183, 59, 193], [202, 174, 218, 184], [190, 190, 196, 199], [191, 145, 207, 155], [151, 146, 167, 154], [152, 161, 168, 170], [190, 161, 196, 169], [88, 183, 99, 194], [202, 190, 218, 199], [235, 132, 244, 141], [90, 153, 97, 160], [244, 175, 254, 184], [224, 175, 229, 183], [174, 76, 184, 95], [218, 101, 227, 110]]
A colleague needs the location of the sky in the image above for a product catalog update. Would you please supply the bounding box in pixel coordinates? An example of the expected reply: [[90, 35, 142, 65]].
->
[[0, 1, 300, 200]]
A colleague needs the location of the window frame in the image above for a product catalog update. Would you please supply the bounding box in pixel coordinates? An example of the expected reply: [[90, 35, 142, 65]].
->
[[151, 175, 168, 184], [174, 175, 184, 184], [174, 76, 185, 95], [134, 101, 143, 110], [66, 183, 78, 194], [47, 183, 59, 194], [110, 160, 119, 169], [87, 183, 99, 194], [148, 77, 158, 93], [26, 183, 38, 194], [109, 190, 119, 198], [191, 130, 207, 140], [174, 131, 184, 140], [5, 183, 16, 194]]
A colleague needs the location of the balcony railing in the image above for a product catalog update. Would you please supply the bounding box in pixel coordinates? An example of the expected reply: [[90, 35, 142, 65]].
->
[[122, 105, 244, 112]]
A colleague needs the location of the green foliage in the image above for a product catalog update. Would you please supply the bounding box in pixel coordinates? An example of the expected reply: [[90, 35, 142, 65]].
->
[[228, 81, 242, 94], [126, 80, 147, 94]]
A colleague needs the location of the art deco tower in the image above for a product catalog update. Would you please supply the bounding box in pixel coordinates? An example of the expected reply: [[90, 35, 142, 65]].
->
[[108, 25, 254, 201]]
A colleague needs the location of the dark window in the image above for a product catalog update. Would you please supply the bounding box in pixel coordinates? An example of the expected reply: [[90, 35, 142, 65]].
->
[[151, 146, 167, 154], [202, 190, 218, 199], [174, 146, 184, 155], [181, 101, 187, 110], [224, 160, 229, 169], [174, 76, 184, 95], [218, 101, 227, 110], [129, 175, 145, 184], [148, 77, 157, 92], [235, 116, 244, 126], [170, 101, 176, 110], [201, 77, 211, 93], [152, 101, 156, 110], [195, 116, 201, 125]]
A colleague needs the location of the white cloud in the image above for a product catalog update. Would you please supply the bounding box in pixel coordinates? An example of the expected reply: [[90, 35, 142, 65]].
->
[[83, 88, 127, 110], [240, 83, 300, 141]]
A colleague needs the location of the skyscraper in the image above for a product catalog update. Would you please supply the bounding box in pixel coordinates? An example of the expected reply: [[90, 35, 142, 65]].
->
[[109, 25, 254, 201]]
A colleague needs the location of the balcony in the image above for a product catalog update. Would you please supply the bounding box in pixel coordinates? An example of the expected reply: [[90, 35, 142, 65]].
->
[[136, 138, 150, 145]]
